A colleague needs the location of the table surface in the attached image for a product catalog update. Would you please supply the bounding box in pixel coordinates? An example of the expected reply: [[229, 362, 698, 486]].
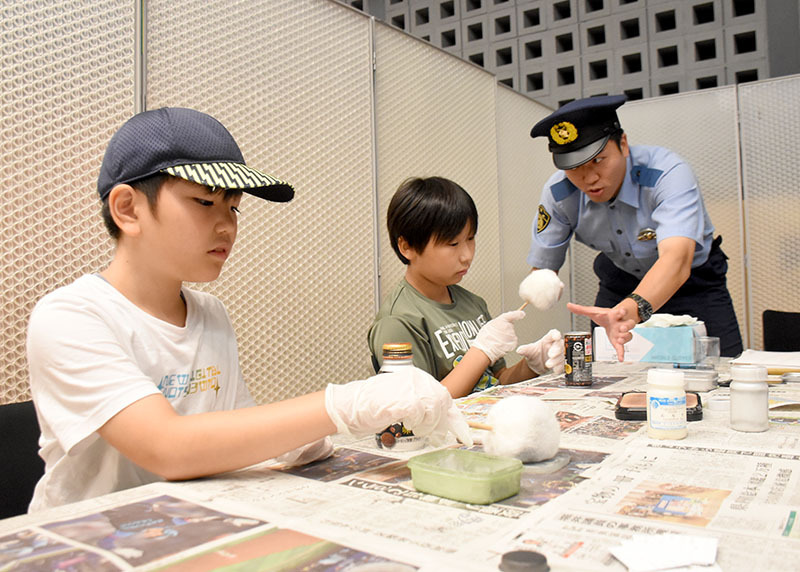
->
[[3, 361, 800, 571]]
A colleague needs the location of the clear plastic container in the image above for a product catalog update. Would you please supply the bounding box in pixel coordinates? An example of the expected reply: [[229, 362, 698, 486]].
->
[[407, 449, 523, 505], [730, 364, 769, 432], [646, 368, 687, 440]]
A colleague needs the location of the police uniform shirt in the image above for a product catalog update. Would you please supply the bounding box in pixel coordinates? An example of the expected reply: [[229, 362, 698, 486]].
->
[[527, 144, 715, 278]]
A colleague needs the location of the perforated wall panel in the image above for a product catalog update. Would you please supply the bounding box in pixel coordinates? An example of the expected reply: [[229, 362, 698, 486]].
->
[[1, 0, 794, 409], [1, 0, 135, 404], [374, 22, 502, 316], [495, 85, 572, 353], [570, 88, 748, 348], [739, 75, 800, 349], [146, 0, 376, 402]]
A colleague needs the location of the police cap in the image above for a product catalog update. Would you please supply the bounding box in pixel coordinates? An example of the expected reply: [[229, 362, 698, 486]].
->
[[530, 94, 627, 170]]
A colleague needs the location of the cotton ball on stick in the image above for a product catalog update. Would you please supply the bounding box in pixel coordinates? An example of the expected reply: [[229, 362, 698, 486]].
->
[[482, 396, 560, 463], [518, 269, 564, 311]]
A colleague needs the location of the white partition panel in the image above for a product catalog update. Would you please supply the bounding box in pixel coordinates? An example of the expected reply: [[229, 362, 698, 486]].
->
[[0, 0, 135, 404], [739, 74, 800, 349], [2, 0, 797, 409], [495, 85, 572, 355], [374, 23, 502, 315], [569, 88, 747, 347], [146, 0, 377, 401]]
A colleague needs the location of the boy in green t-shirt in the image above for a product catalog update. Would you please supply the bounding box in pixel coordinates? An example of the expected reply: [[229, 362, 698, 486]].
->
[[369, 177, 564, 398]]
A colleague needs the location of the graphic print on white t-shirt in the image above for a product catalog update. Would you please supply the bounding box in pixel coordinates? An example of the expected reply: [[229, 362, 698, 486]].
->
[[158, 364, 224, 399]]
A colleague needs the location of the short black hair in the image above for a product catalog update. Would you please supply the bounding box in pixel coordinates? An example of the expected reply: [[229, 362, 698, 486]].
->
[[100, 174, 242, 239], [608, 128, 625, 149], [101, 173, 168, 239], [387, 177, 478, 265]]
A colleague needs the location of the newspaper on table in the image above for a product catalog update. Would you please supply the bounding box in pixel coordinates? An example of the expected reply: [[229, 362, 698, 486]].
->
[[493, 437, 800, 571], [5, 362, 800, 571]]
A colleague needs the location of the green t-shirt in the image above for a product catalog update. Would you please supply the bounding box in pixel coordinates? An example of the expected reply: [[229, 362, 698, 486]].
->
[[368, 279, 505, 393]]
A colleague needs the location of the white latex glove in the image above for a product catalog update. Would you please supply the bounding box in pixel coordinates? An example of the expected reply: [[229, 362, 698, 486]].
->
[[274, 437, 334, 468], [471, 310, 526, 364], [517, 329, 565, 375], [324, 367, 473, 447], [519, 269, 565, 311]]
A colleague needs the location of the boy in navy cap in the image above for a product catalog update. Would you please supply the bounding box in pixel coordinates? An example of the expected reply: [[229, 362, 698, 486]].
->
[[26, 107, 470, 511], [526, 95, 742, 359]]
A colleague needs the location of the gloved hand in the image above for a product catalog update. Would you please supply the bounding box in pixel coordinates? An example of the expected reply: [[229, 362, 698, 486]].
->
[[517, 329, 564, 375], [274, 437, 334, 468], [518, 269, 565, 311], [324, 367, 473, 447], [471, 310, 526, 364]]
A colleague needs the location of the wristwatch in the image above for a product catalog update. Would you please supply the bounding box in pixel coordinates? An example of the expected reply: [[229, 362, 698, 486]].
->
[[626, 293, 653, 322]]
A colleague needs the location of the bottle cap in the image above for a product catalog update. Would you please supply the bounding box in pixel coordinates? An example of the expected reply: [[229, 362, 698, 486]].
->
[[730, 364, 768, 382], [382, 342, 412, 358], [782, 372, 800, 383], [647, 368, 685, 388], [499, 550, 550, 572], [707, 395, 731, 410]]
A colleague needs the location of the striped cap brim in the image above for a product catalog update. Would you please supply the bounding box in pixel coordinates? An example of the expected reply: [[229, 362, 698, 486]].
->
[[163, 162, 294, 202]]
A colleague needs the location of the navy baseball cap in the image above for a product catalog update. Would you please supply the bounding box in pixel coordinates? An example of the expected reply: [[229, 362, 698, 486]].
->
[[530, 95, 627, 170], [97, 107, 294, 202]]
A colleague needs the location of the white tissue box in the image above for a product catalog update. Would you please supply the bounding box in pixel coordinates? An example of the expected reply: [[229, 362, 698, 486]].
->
[[594, 323, 706, 363]]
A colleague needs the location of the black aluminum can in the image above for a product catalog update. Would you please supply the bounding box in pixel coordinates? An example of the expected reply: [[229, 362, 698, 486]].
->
[[564, 331, 593, 386]]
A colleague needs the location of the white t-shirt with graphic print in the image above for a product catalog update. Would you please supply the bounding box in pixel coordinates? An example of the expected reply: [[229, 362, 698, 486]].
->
[[27, 274, 255, 511]]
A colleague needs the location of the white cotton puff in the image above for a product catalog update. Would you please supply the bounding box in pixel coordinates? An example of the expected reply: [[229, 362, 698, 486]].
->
[[483, 396, 560, 463], [518, 269, 565, 311]]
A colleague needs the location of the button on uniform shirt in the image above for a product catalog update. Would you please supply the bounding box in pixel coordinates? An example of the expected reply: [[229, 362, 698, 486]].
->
[[527, 145, 715, 277]]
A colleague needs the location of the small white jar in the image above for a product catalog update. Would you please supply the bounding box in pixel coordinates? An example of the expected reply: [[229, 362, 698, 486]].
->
[[730, 364, 769, 432], [647, 368, 687, 440]]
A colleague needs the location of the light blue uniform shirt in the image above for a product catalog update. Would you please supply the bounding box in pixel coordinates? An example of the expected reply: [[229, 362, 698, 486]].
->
[[527, 145, 714, 278]]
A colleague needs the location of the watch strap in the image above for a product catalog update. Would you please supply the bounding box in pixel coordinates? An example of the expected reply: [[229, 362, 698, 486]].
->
[[625, 293, 653, 322]]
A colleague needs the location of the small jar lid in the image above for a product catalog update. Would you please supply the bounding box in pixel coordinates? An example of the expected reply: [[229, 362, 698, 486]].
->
[[647, 368, 685, 387], [707, 395, 731, 410], [730, 364, 768, 382], [499, 550, 550, 572]]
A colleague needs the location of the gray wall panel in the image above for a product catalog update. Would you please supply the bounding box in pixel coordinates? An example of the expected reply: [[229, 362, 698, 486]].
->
[[495, 85, 572, 356], [146, 0, 377, 401], [0, 0, 135, 403], [739, 74, 800, 348], [374, 23, 502, 318]]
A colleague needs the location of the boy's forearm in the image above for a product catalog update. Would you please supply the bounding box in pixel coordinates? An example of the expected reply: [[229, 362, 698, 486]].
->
[[98, 392, 336, 481], [441, 347, 491, 398], [497, 358, 537, 385]]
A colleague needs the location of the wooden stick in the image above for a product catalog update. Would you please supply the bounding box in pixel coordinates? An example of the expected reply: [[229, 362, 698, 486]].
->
[[467, 421, 494, 431], [518, 301, 529, 311], [767, 367, 800, 375]]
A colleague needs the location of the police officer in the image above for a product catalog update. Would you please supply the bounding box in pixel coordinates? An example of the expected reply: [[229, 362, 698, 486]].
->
[[527, 95, 743, 359]]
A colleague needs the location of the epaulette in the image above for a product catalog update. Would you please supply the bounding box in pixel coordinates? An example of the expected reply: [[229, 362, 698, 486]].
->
[[550, 178, 578, 201], [630, 165, 663, 187]]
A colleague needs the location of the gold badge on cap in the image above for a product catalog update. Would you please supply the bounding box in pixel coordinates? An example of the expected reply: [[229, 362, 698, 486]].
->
[[637, 228, 656, 241], [550, 121, 578, 145], [537, 204, 551, 233]]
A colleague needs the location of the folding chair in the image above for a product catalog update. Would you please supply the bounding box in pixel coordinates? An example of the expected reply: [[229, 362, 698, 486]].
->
[[762, 310, 800, 351], [0, 400, 45, 518]]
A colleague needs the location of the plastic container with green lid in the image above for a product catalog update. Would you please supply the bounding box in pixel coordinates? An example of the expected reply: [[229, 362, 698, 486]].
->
[[407, 448, 523, 505]]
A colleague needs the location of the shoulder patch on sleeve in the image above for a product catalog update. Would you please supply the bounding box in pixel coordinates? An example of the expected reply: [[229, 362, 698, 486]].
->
[[550, 178, 578, 202], [537, 204, 551, 233], [630, 165, 663, 187]]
